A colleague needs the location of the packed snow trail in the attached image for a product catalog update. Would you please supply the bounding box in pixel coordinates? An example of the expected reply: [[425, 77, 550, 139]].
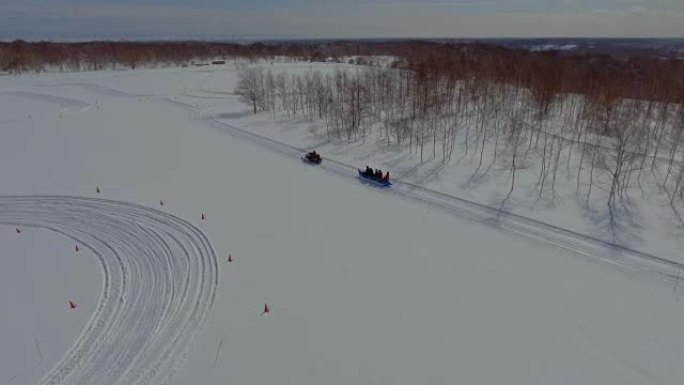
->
[[0, 196, 218, 385]]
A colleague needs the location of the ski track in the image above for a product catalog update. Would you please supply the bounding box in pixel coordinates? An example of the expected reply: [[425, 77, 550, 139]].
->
[[37, 83, 153, 98], [0, 90, 90, 112], [166, 97, 684, 286], [0, 196, 218, 385]]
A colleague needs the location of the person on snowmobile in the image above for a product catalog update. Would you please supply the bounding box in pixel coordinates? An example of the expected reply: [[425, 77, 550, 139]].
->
[[365, 166, 372, 176], [382, 172, 390, 182]]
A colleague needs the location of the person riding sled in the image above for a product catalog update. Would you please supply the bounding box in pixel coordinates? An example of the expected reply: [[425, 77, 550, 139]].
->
[[306, 150, 321, 162]]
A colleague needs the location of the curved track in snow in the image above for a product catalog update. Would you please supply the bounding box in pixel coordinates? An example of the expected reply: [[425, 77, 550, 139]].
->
[[0, 196, 218, 385]]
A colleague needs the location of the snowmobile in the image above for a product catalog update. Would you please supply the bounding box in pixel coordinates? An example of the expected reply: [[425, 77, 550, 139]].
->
[[358, 168, 392, 187], [302, 151, 322, 164]]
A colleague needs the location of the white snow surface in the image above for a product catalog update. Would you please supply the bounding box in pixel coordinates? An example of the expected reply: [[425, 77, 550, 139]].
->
[[1, 64, 684, 385]]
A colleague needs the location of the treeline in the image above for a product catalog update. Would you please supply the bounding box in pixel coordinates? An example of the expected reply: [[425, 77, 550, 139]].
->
[[3, 39, 683, 104], [0, 39, 396, 73], [398, 43, 684, 107], [3, 40, 683, 107], [1, 41, 239, 73], [235, 59, 684, 220]]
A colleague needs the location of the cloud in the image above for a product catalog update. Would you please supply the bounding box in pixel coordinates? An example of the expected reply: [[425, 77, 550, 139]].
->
[[0, 1, 683, 40], [350, 3, 684, 37], [0, 3, 390, 39]]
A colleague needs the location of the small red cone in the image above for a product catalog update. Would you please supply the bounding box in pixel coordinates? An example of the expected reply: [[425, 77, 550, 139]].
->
[[96, 186, 100, 194], [69, 301, 77, 310], [75, 245, 80, 252], [261, 303, 270, 315], [15, 228, 21, 234], [201, 213, 205, 220], [227, 254, 233, 263]]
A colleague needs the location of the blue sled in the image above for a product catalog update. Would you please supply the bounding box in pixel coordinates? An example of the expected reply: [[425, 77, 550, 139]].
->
[[358, 170, 392, 187]]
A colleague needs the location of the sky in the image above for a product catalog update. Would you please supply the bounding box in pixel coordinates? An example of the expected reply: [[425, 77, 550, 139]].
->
[[1, 0, 683, 40]]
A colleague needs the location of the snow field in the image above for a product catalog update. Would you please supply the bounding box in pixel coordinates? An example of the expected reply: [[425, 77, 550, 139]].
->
[[1, 63, 684, 384]]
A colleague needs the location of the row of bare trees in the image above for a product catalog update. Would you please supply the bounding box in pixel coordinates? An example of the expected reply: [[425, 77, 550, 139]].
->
[[235, 59, 684, 221], [0, 40, 401, 73], [0, 41, 249, 73]]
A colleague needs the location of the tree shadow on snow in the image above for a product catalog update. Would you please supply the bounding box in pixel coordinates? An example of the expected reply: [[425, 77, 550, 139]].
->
[[212, 110, 252, 120], [407, 161, 451, 186], [580, 199, 645, 249]]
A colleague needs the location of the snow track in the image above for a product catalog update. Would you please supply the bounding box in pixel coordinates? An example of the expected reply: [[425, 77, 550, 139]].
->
[[0, 196, 218, 385], [0, 90, 91, 112], [38, 83, 153, 98]]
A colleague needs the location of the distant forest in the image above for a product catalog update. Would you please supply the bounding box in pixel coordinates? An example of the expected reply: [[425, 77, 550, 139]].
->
[[1, 39, 683, 105]]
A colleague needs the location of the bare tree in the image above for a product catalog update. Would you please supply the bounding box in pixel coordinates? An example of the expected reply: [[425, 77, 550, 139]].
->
[[234, 64, 264, 114]]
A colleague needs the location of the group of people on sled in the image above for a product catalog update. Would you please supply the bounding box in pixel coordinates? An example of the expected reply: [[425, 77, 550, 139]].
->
[[305, 150, 322, 163], [363, 166, 390, 182]]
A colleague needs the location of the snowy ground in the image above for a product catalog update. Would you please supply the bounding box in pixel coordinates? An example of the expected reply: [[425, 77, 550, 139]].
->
[[2, 64, 684, 385]]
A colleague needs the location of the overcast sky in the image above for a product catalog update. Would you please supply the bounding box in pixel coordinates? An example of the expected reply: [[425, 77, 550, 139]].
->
[[1, 0, 683, 40]]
